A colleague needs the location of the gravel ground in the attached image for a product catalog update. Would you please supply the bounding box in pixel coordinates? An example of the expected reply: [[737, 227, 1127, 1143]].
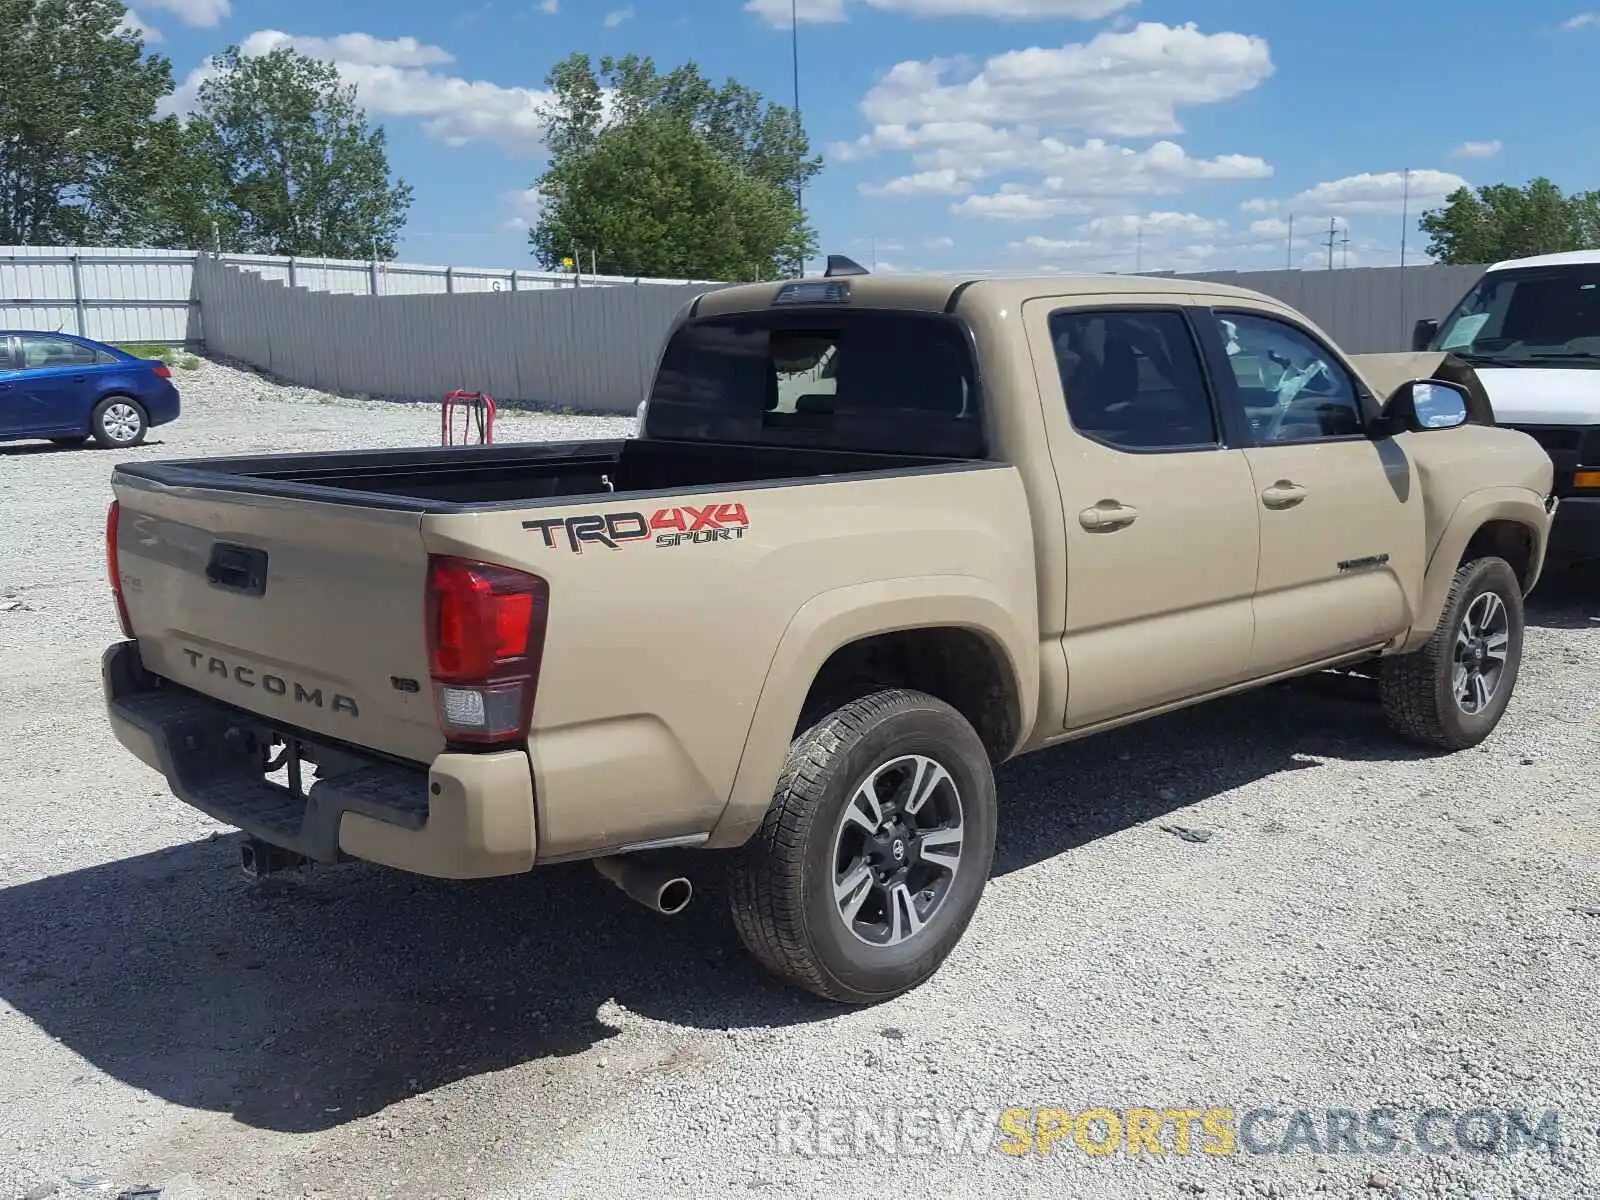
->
[[1, 358, 1597, 1200]]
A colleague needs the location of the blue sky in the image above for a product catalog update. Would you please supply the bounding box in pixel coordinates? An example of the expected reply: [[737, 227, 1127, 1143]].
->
[[130, 0, 1600, 276]]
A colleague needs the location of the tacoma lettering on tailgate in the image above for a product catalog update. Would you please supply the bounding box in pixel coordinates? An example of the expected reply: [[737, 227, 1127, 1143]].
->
[[181, 648, 360, 717]]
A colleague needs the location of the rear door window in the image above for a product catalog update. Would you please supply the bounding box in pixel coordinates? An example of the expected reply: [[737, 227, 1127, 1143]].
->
[[644, 308, 985, 458], [18, 335, 98, 369]]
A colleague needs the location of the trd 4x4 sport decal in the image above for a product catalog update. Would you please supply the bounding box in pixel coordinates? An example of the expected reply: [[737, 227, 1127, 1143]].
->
[[524, 502, 750, 553]]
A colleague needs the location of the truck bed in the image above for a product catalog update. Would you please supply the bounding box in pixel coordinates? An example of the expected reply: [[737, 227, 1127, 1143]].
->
[[114, 436, 965, 510]]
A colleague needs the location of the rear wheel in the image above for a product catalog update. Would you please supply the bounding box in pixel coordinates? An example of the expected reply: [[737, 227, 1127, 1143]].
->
[[728, 688, 997, 1004], [91, 397, 147, 448], [1380, 555, 1524, 750]]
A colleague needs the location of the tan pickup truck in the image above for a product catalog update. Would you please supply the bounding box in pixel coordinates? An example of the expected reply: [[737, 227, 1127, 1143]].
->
[[103, 266, 1557, 1004]]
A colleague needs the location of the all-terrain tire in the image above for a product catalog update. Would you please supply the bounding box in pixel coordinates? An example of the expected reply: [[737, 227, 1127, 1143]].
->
[[1380, 555, 1525, 751], [728, 688, 998, 1005]]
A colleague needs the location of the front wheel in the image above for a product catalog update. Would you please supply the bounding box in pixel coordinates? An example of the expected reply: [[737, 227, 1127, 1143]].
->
[[91, 397, 147, 448], [728, 688, 998, 1005], [1380, 555, 1525, 751]]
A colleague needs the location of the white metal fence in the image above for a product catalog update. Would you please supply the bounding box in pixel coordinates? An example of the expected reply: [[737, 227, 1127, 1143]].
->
[[1, 245, 712, 346]]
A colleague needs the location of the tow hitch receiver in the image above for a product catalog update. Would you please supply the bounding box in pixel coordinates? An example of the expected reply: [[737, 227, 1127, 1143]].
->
[[240, 837, 309, 881]]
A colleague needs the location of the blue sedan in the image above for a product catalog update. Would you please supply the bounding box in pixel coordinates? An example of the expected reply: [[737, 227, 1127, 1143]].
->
[[0, 331, 182, 449]]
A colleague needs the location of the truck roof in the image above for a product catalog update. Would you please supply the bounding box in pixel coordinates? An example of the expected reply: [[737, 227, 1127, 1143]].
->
[[1487, 249, 1600, 271], [690, 270, 1287, 319]]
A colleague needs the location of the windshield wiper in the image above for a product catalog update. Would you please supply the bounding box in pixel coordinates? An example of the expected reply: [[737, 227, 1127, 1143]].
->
[[1528, 351, 1600, 362], [1451, 352, 1529, 367]]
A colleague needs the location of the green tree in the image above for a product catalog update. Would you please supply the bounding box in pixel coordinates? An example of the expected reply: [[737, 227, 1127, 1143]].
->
[[531, 53, 818, 279], [532, 114, 811, 280], [0, 0, 178, 244], [187, 46, 412, 258], [1420, 177, 1600, 264]]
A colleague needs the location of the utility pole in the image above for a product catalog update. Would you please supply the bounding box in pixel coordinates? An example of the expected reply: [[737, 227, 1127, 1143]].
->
[[1325, 218, 1338, 270], [1135, 220, 1144, 273], [1286, 214, 1295, 270], [1340, 224, 1351, 269], [1399, 167, 1411, 270], [1399, 166, 1412, 344], [790, 0, 804, 271]]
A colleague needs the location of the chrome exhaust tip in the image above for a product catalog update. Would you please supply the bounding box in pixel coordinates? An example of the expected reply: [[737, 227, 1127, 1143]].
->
[[593, 855, 694, 915]]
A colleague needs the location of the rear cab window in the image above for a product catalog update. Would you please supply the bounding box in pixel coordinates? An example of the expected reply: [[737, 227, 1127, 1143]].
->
[[642, 307, 986, 458]]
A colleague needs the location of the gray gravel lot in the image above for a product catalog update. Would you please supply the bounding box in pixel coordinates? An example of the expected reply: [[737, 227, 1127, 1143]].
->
[[2, 358, 1597, 1200]]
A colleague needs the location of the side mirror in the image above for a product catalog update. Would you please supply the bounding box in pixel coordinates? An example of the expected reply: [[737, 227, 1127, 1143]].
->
[[1378, 379, 1469, 435], [1412, 318, 1440, 352]]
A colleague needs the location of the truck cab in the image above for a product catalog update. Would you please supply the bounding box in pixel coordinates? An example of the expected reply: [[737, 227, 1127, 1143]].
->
[[1415, 249, 1600, 567]]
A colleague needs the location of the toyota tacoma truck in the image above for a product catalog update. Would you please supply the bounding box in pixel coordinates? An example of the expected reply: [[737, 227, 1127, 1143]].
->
[[103, 264, 1557, 1005]]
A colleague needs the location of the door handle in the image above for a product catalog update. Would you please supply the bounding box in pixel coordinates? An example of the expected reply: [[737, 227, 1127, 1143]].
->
[[1261, 481, 1308, 510], [1079, 500, 1140, 531]]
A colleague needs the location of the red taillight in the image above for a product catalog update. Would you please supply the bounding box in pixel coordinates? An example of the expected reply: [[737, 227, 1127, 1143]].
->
[[151, 364, 172, 379], [425, 556, 549, 745], [106, 500, 133, 638]]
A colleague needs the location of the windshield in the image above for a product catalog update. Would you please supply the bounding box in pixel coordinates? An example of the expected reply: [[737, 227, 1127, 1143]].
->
[[1431, 265, 1600, 368]]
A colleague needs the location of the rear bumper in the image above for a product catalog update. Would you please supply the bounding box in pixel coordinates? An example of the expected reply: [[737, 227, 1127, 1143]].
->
[[1548, 494, 1600, 560], [103, 641, 537, 878], [146, 382, 181, 427]]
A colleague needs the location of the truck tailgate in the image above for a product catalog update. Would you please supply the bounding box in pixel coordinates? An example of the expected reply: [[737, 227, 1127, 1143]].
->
[[111, 475, 445, 765]]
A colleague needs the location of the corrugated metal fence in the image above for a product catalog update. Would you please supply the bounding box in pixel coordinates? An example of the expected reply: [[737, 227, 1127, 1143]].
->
[[1, 247, 201, 344], [195, 254, 711, 413]]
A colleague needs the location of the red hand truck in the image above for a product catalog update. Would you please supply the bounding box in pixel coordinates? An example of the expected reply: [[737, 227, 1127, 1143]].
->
[[441, 390, 497, 446]]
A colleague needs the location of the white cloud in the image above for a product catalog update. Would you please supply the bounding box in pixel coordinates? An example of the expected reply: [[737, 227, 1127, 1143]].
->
[[142, 0, 228, 26], [1240, 197, 1278, 213], [242, 31, 456, 67], [746, 0, 848, 25], [1249, 217, 1290, 237], [864, 0, 1135, 18], [161, 30, 555, 154], [602, 5, 634, 26], [862, 168, 976, 197], [541, 0, 559, 10], [924, 235, 955, 249], [915, 138, 1269, 220], [1287, 169, 1468, 216], [950, 189, 1088, 221], [118, 8, 164, 41], [857, 22, 1273, 140], [1563, 12, 1600, 27], [1452, 139, 1502, 159], [1083, 211, 1226, 239], [1011, 234, 1094, 257], [746, 0, 1131, 25], [500, 187, 545, 231]]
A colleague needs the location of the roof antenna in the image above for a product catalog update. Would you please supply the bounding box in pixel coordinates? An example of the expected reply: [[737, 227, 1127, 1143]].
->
[[824, 254, 870, 278]]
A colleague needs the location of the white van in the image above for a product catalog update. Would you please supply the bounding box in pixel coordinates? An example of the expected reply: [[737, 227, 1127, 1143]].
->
[[1416, 249, 1600, 567]]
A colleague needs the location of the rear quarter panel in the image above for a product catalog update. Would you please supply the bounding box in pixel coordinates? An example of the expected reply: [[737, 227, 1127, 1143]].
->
[[420, 465, 1040, 860]]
